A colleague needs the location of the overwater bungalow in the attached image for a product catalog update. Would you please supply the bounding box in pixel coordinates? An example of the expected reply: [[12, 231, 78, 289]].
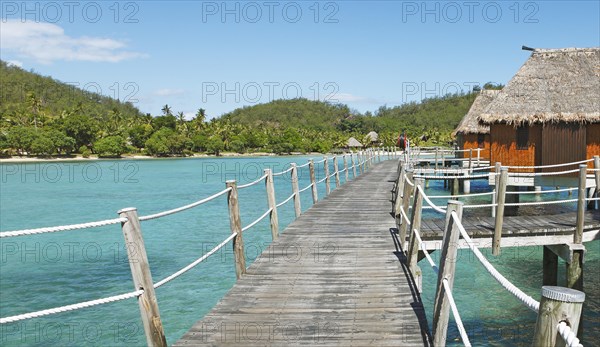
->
[[452, 89, 499, 161], [478, 47, 600, 184]]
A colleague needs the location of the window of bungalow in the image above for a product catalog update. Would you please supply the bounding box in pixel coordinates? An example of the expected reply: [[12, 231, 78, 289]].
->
[[477, 134, 485, 148], [516, 126, 529, 150]]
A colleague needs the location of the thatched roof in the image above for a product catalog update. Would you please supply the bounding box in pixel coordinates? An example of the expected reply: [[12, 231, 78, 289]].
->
[[479, 47, 600, 125], [366, 131, 379, 142], [347, 137, 363, 148], [452, 89, 499, 136]]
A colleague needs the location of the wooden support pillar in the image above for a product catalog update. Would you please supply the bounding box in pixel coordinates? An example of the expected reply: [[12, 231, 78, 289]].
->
[[594, 156, 600, 209], [543, 246, 558, 286], [492, 167, 508, 256], [226, 180, 246, 279], [451, 176, 459, 196], [532, 286, 585, 347], [433, 200, 463, 347], [435, 147, 439, 171], [324, 156, 331, 195], [291, 163, 301, 218], [264, 169, 279, 240], [463, 171, 471, 194], [333, 156, 340, 188], [118, 208, 167, 347], [468, 148, 473, 170], [393, 165, 406, 215], [568, 164, 586, 291], [351, 152, 357, 178], [343, 154, 349, 182], [407, 178, 424, 292], [308, 160, 318, 204], [398, 169, 414, 244]]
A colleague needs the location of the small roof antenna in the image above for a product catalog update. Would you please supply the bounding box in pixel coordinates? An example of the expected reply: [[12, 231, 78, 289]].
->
[[522, 45, 535, 51]]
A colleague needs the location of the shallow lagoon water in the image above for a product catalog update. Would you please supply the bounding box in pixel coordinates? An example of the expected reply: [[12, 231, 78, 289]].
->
[[0, 157, 597, 346]]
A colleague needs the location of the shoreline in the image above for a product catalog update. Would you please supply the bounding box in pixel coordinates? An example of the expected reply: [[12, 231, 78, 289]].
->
[[0, 152, 325, 164]]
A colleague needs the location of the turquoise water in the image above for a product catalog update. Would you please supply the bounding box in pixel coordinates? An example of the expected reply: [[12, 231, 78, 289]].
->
[[0, 157, 597, 346]]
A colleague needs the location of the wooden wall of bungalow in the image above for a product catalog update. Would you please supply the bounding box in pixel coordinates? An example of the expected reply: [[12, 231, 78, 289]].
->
[[456, 133, 491, 160], [489, 122, 600, 173]]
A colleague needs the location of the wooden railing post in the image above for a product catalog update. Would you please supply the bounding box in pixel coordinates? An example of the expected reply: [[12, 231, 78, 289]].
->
[[468, 148, 473, 170], [435, 147, 439, 171], [393, 165, 406, 216], [492, 162, 501, 218], [532, 286, 585, 347], [477, 148, 481, 166], [291, 163, 302, 218], [398, 169, 414, 244], [432, 200, 463, 347], [361, 151, 366, 173], [343, 154, 349, 182], [333, 156, 341, 188], [118, 208, 167, 347], [226, 180, 246, 279], [378, 147, 381, 162], [264, 169, 279, 240], [567, 164, 587, 291], [308, 160, 318, 204], [492, 166, 508, 256], [594, 156, 600, 197], [407, 178, 424, 292], [351, 152, 357, 178], [324, 156, 331, 195]]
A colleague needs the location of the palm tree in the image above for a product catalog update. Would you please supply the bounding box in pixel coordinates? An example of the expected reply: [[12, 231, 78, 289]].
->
[[161, 104, 172, 116]]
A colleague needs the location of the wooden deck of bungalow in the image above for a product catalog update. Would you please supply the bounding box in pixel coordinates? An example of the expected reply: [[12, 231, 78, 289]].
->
[[175, 160, 433, 346]]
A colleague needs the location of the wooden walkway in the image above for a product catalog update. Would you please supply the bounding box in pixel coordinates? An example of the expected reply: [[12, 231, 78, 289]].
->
[[175, 160, 432, 346]]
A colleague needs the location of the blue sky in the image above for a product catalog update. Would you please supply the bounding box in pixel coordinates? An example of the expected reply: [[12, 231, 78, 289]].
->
[[1, 1, 599, 119]]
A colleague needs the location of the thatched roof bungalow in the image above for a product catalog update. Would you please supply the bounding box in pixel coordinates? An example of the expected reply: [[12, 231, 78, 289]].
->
[[365, 131, 380, 146], [452, 89, 499, 160], [347, 137, 363, 148], [479, 47, 600, 176]]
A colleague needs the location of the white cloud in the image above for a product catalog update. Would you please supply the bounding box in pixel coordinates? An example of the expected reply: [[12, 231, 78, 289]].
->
[[6, 60, 23, 68], [0, 20, 146, 64], [153, 89, 186, 97]]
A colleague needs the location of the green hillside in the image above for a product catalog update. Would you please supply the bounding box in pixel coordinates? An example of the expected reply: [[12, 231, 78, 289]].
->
[[0, 61, 485, 157]]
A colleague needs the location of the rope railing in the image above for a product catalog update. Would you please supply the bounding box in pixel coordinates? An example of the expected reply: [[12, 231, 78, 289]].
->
[[139, 187, 232, 221], [0, 217, 127, 238], [276, 193, 296, 208], [272, 166, 294, 176], [298, 182, 314, 193], [241, 208, 273, 232], [507, 158, 593, 169], [557, 321, 584, 347], [237, 173, 268, 189]]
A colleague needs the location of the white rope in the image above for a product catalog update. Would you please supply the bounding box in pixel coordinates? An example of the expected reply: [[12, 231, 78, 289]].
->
[[296, 161, 311, 168], [0, 289, 144, 324], [272, 166, 293, 176], [316, 176, 327, 184], [418, 186, 447, 214], [415, 173, 493, 180], [557, 321, 584, 347], [509, 168, 580, 177], [427, 191, 495, 199], [314, 158, 327, 164], [504, 199, 578, 207], [413, 230, 438, 273], [237, 174, 267, 189], [276, 193, 295, 208], [0, 217, 127, 238], [585, 197, 600, 202], [442, 278, 472, 347], [462, 203, 498, 209], [505, 187, 577, 195], [508, 158, 592, 169], [404, 174, 415, 187], [139, 188, 232, 221], [154, 233, 237, 289], [453, 212, 540, 312], [399, 207, 411, 226], [471, 165, 495, 171], [298, 182, 314, 193], [241, 208, 273, 232]]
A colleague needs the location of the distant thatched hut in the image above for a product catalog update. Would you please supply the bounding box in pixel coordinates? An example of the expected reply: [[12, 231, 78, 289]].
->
[[479, 47, 600, 175], [452, 89, 499, 160], [347, 137, 363, 149], [365, 131, 380, 146]]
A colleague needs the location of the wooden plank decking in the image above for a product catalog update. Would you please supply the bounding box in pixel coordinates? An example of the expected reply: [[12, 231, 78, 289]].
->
[[175, 160, 432, 346]]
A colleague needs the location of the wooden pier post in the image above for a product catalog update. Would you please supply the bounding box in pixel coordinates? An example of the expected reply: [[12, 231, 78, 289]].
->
[[543, 246, 558, 286], [118, 208, 167, 347], [308, 160, 318, 204], [333, 156, 341, 188], [435, 147, 439, 171], [264, 169, 279, 240], [492, 167, 508, 256], [324, 156, 331, 195], [593, 155, 600, 209], [407, 178, 424, 292], [393, 165, 406, 218], [567, 164, 587, 291], [433, 200, 463, 347], [468, 148, 473, 170], [351, 152, 357, 178], [291, 163, 302, 218], [343, 154, 349, 182], [476, 148, 481, 166], [226, 180, 246, 279], [398, 169, 414, 244], [532, 286, 585, 347]]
